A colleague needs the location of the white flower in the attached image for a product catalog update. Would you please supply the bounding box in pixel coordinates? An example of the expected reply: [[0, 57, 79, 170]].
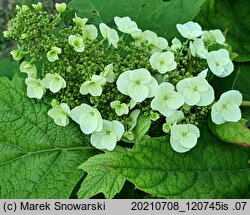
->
[[82, 24, 98, 41], [71, 104, 103, 134], [211, 90, 242, 125], [48, 102, 71, 126], [207, 49, 234, 77], [110, 100, 129, 116], [176, 69, 214, 106], [80, 75, 106, 96], [100, 64, 115, 83], [114, 16, 141, 34], [68, 35, 85, 52], [171, 37, 182, 51], [42, 73, 66, 93], [170, 124, 200, 153], [152, 37, 169, 53], [25, 77, 45, 99], [151, 82, 184, 117], [47, 46, 61, 62], [150, 51, 177, 74], [73, 15, 88, 27], [201, 29, 226, 45], [176, 21, 203, 39], [116, 68, 158, 102], [99, 23, 119, 48], [10, 49, 24, 61], [167, 110, 185, 124], [91, 120, 124, 151], [189, 39, 208, 59], [55, 3, 66, 13], [132, 30, 157, 47], [20, 61, 37, 78], [132, 30, 168, 51], [163, 111, 185, 133]]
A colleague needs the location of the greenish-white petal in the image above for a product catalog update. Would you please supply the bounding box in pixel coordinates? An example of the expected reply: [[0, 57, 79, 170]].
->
[[179, 132, 197, 148], [128, 82, 148, 102], [221, 103, 241, 122]]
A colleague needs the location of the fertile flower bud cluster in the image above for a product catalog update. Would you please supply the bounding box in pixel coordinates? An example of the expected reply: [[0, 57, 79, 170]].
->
[[5, 3, 242, 153]]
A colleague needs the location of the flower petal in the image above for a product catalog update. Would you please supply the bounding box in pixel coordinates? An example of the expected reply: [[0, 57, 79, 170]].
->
[[128, 82, 148, 102], [221, 103, 241, 122]]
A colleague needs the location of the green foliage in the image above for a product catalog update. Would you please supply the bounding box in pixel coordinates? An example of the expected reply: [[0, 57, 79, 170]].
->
[[132, 114, 152, 144], [0, 79, 96, 198], [109, 123, 250, 198], [69, 0, 207, 39], [211, 63, 250, 101], [208, 118, 250, 147], [78, 147, 126, 199], [0, 58, 19, 79], [195, 0, 250, 62]]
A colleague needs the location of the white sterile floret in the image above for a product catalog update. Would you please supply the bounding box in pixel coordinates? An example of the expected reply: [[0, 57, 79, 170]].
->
[[55, 3, 66, 13], [82, 25, 98, 41], [114, 16, 141, 34], [110, 100, 129, 116], [71, 103, 103, 134], [20, 61, 37, 78], [171, 37, 182, 51], [42, 73, 66, 93], [170, 124, 200, 153], [207, 49, 233, 77], [47, 46, 61, 62], [201, 29, 226, 45], [10, 49, 24, 61], [162, 110, 185, 133], [73, 15, 88, 27], [211, 90, 242, 125], [150, 51, 177, 74], [100, 64, 115, 83], [99, 23, 119, 48], [176, 69, 214, 106], [151, 37, 169, 53], [32, 2, 42, 11], [68, 35, 85, 52], [25, 77, 45, 99], [132, 30, 168, 51], [151, 82, 184, 117], [91, 120, 125, 151], [116, 68, 158, 103], [80, 75, 106, 96], [48, 102, 71, 127], [189, 39, 208, 59], [132, 30, 157, 46], [176, 21, 203, 39]]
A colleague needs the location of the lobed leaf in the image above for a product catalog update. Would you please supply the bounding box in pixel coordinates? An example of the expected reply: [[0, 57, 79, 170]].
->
[[109, 123, 250, 198], [208, 118, 250, 147], [78, 148, 126, 199], [0, 79, 96, 198], [69, 0, 207, 39]]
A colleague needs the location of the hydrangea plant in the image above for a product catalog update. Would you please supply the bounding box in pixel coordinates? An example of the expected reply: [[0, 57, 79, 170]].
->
[[5, 3, 241, 152], [1, 1, 249, 199]]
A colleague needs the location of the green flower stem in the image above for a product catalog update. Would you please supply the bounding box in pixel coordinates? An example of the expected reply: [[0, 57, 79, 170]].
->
[[241, 101, 250, 107]]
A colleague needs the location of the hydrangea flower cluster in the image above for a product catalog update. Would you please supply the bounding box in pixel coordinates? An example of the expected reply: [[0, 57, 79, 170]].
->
[[5, 3, 243, 153]]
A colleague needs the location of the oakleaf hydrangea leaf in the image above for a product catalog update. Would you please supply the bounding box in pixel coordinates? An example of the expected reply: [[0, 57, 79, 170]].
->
[[78, 148, 126, 199], [208, 118, 250, 147], [69, 0, 207, 40], [0, 79, 96, 198], [109, 122, 250, 198]]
